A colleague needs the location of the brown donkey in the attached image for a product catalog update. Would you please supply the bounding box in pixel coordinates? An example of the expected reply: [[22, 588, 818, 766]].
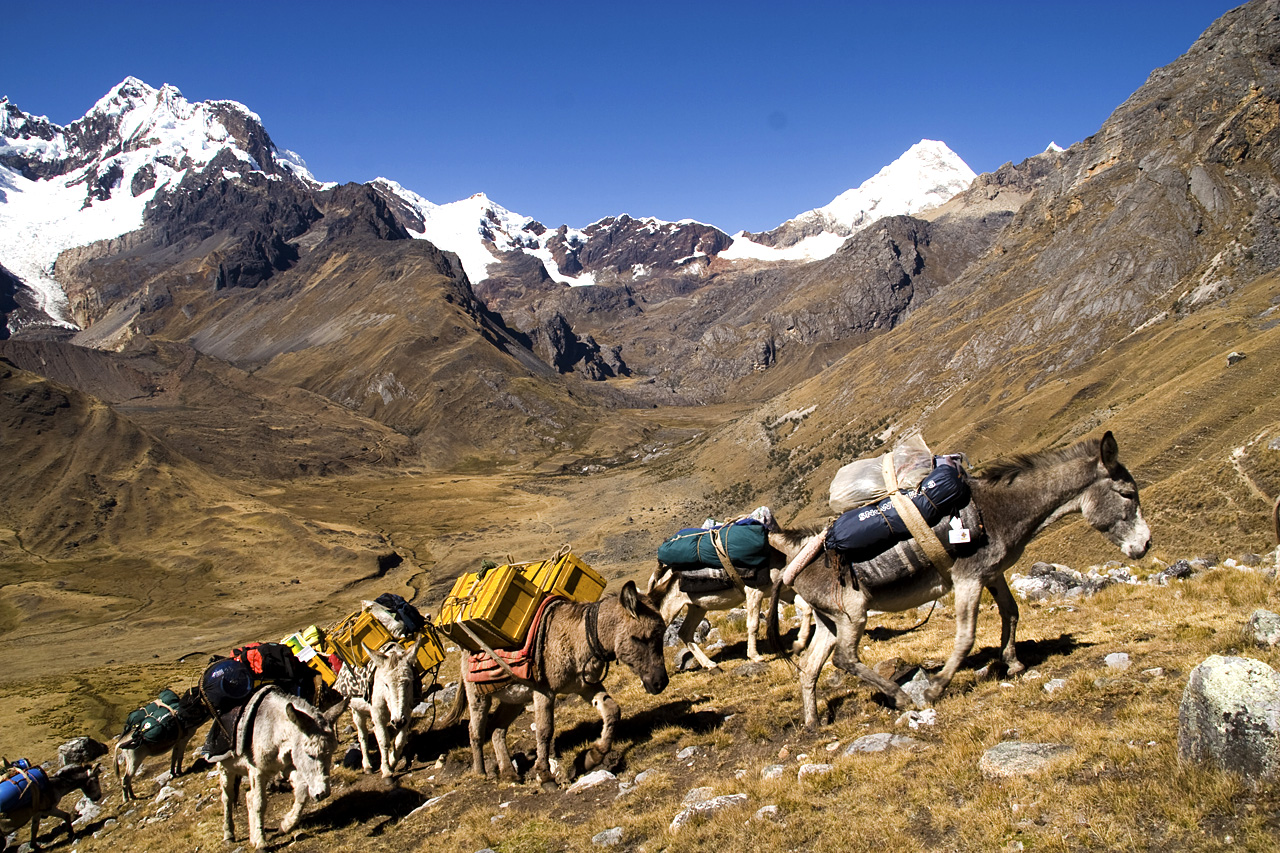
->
[[436, 580, 668, 785]]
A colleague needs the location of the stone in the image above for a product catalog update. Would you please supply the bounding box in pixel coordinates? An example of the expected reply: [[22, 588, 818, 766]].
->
[[1105, 653, 1131, 670], [900, 669, 932, 707], [58, 736, 108, 766], [669, 794, 749, 832], [843, 733, 924, 755], [1178, 655, 1280, 779], [979, 742, 1075, 778], [733, 661, 769, 678], [154, 785, 183, 805], [1248, 610, 1280, 647], [683, 786, 715, 805], [633, 769, 656, 786], [1043, 678, 1068, 694], [592, 827, 624, 846], [755, 804, 781, 821], [797, 763, 834, 779], [1151, 560, 1195, 585], [761, 764, 787, 779], [567, 769, 617, 793], [676, 746, 699, 760]]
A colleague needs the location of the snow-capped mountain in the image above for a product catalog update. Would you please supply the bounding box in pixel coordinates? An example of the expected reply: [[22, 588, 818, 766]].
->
[[722, 140, 977, 262], [1, 78, 977, 337], [371, 180, 731, 287], [0, 77, 322, 329]]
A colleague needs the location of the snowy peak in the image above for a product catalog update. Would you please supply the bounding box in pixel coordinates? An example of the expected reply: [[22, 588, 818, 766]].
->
[[0, 78, 326, 329], [722, 139, 976, 262], [1, 77, 321, 187]]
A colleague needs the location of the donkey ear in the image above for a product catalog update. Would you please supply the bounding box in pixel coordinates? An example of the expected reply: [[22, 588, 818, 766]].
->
[[620, 580, 641, 618], [1099, 431, 1120, 470], [323, 697, 350, 725]]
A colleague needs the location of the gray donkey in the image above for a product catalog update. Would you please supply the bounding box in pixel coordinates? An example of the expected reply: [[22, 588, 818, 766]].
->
[[212, 687, 347, 849], [436, 580, 668, 786], [334, 638, 423, 779], [768, 431, 1151, 727]]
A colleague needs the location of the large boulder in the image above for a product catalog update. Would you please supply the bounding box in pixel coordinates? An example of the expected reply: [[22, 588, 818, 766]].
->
[[1178, 655, 1280, 779]]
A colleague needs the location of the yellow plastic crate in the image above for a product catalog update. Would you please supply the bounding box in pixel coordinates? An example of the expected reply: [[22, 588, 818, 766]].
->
[[326, 611, 446, 674], [518, 552, 605, 603], [438, 563, 542, 652]]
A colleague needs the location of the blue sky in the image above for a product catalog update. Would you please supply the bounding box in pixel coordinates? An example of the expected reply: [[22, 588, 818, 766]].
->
[[3, 1, 1242, 234]]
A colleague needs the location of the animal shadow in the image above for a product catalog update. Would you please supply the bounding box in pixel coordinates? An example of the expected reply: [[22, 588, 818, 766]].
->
[[313, 785, 428, 835]]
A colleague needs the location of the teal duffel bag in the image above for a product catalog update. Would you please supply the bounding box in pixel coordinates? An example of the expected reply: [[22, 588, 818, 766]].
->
[[657, 520, 770, 570]]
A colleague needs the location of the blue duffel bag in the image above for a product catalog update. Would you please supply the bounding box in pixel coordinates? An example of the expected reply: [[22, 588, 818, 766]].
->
[[826, 461, 970, 562], [0, 759, 48, 813]]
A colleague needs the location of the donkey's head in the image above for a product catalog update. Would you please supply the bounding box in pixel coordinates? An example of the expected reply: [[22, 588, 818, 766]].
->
[[53, 762, 103, 802], [1081, 431, 1151, 559], [282, 699, 345, 802], [368, 640, 420, 732], [605, 581, 669, 696]]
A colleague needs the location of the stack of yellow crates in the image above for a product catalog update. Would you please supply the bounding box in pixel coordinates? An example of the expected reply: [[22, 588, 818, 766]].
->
[[325, 608, 446, 674], [438, 550, 606, 652]]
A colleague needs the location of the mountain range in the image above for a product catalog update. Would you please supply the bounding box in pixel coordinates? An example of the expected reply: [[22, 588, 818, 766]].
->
[[2, 0, 1279, 680]]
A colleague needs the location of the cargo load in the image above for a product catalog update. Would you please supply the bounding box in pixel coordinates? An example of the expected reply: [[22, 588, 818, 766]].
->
[[325, 599, 446, 676], [281, 625, 344, 686], [121, 689, 183, 747], [656, 519, 771, 572], [826, 458, 971, 562], [829, 433, 934, 514], [438, 550, 606, 652], [0, 759, 47, 814]]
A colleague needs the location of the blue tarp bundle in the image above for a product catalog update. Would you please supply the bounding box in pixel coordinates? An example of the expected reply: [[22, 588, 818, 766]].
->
[[0, 759, 47, 813], [826, 462, 971, 561]]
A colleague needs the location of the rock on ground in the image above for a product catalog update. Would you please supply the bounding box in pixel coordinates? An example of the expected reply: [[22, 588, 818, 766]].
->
[[1178, 654, 1280, 780], [979, 742, 1075, 778]]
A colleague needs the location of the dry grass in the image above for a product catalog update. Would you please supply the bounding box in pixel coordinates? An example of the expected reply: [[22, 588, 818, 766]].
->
[[9, 563, 1279, 853]]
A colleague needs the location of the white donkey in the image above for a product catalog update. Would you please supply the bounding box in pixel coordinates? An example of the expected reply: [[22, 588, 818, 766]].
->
[[212, 687, 346, 849], [335, 639, 422, 779]]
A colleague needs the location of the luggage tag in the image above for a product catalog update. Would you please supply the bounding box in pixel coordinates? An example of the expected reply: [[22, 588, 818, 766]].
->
[[948, 516, 971, 544]]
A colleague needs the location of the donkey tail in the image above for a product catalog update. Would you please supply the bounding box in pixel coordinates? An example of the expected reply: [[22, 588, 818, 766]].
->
[[765, 578, 796, 670], [431, 660, 469, 730]]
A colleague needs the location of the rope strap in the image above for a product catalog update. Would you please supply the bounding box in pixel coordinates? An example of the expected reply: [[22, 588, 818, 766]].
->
[[887, 491, 955, 579]]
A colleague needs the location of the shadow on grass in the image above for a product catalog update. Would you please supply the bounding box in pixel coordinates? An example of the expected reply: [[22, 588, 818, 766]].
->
[[312, 785, 428, 834]]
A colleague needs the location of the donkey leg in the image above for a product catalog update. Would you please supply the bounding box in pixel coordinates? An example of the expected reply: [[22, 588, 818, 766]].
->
[[925, 577, 985, 704], [466, 688, 493, 778], [246, 769, 269, 849], [582, 689, 620, 772], [488, 702, 524, 782], [351, 705, 376, 774], [370, 709, 398, 779], [987, 574, 1024, 676], [679, 606, 721, 671], [219, 767, 238, 842], [279, 775, 308, 835], [798, 618, 837, 730], [744, 587, 765, 661], [828, 606, 917, 711], [531, 691, 560, 786]]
